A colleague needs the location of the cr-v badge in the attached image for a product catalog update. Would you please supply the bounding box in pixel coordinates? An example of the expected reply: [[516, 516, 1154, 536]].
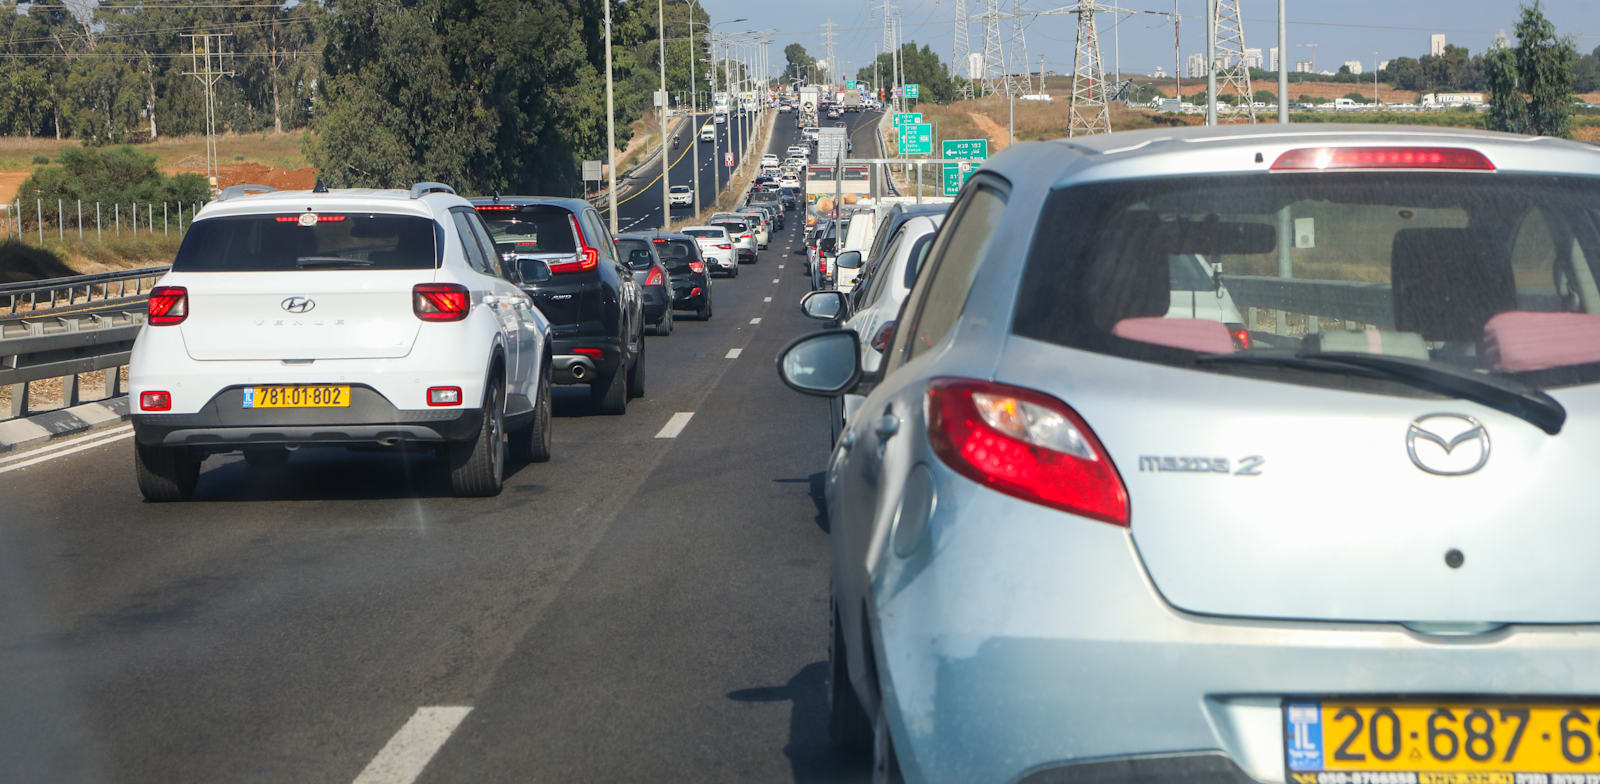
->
[[1406, 413, 1490, 475]]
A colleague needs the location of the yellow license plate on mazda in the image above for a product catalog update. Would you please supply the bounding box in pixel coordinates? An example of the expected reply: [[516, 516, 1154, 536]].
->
[[243, 385, 349, 408], [1286, 701, 1600, 784]]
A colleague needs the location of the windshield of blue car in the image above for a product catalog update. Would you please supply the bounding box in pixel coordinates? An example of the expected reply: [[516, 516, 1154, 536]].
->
[[1013, 173, 1600, 389]]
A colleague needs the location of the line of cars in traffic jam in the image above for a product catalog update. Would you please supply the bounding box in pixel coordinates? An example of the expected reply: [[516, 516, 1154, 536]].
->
[[127, 180, 789, 501], [777, 125, 1600, 782]]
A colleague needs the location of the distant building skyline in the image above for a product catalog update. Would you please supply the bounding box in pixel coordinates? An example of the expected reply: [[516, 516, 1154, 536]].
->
[[1430, 33, 1447, 55]]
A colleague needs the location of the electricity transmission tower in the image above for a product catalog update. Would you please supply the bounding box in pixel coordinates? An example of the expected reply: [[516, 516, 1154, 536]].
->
[[1008, 0, 1031, 95], [1211, 0, 1256, 123], [183, 33, 234, 184], [1068, 1, 1111, 136], [952, 0, 973, 99], [981, 0, 1004, 95], [822, 20, 838, 84]]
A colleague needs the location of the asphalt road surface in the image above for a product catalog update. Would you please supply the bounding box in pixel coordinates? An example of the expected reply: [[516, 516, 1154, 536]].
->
[[0, 115, 878, 782]]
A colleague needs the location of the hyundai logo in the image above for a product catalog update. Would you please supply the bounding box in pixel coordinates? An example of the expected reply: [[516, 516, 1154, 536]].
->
[[280, 296, 316, 314], [1406, 414, 1490, 476]]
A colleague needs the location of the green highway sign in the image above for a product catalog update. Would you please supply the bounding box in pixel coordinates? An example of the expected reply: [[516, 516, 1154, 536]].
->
[[892, 112, 923, 128], [900, 122, 933, 155], [904, 83, 920, 99], [941, 138, 989, 195], [845, 80, 857, 91]]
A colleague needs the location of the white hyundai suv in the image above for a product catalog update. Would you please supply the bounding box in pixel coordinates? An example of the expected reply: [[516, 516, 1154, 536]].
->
[[128, 182, 552, 501]]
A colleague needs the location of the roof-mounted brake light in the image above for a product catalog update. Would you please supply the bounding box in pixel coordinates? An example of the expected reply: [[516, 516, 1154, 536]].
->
[[1270, 146, 1494, 172]]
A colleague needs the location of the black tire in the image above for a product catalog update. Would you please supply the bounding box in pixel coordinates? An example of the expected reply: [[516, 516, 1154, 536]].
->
[[697, 299, 713, 321], [829, 602, 873, 753], [510, 369, 552, 464], [653, 308, 673, 336], [627, 337, 646, 399], [135, 442, 200, 501], [731, 265, 739, 278], [448, 378, 505, 497], [589, 364, 628, 415], [243, 447, 290, 469]]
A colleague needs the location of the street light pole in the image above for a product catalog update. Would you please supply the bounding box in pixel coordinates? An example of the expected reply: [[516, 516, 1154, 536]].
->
[[605, 0, 618, 232], [658, 0, 670, 231], [1277, 0, 1288, 124], [686, 2, 701, 217]]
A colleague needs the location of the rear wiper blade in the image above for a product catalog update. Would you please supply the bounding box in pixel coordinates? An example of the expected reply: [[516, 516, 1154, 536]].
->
[[1195, 350, 1566, 435], [295, 256, 373, 268]]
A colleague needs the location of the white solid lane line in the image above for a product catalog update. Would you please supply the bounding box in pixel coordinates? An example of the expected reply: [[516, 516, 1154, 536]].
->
[[0, 426, 134, 474], [655, 412, 695, 439], [351, 706, 473, 784], [725, 348, 742, 359], [749, 317, 762, 325]]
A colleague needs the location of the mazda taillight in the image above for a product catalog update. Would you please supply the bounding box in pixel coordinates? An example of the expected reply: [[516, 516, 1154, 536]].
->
[[688, 261, 705, 273], [926, 378, 1129, 526], [1270, 146, 1494, 172], [549, 214, 599, 274], [413, 283, 470, 322], [148, 286, 188, 325], [645, 267, 664, 286]]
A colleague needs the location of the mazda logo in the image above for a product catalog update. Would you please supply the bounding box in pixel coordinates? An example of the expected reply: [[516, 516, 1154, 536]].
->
[[1406, 413, 1490, 476], [280, 296, 316, 314]]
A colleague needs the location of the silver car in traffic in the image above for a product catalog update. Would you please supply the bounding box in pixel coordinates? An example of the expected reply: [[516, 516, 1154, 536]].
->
[[779, 124, 1600, 783]]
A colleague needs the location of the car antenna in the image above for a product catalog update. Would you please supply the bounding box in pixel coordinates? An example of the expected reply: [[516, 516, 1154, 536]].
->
[[312, 178, 328, 194]]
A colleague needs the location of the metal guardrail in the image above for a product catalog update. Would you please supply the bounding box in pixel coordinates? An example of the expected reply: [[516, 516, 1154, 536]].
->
[[1, 266, 170, 316], [1, 311, 145, 419]]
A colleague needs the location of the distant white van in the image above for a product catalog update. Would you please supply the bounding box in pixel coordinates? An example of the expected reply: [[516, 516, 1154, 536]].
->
[[1333, 98, 1358, 108]]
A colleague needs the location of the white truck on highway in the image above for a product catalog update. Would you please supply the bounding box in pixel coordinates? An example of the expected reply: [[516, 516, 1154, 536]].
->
[[798, 86, 820, 127]]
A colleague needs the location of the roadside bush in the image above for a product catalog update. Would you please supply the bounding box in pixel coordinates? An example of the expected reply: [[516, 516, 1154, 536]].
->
[[31, 154, 49, 165], [15, 146, 210, 223]]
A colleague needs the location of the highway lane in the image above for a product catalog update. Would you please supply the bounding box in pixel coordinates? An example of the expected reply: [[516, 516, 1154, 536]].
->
[[0, 116, 861, 782], [601, 109, 753, 234]]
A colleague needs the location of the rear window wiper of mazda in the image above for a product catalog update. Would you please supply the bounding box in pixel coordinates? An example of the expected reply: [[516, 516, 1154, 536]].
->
[[1195, 349, 1566, 435], [296, 256, 374, 268]]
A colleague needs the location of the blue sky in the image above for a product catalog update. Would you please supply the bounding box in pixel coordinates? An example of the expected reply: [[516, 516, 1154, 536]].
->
[[697, 0, 1598, 80]]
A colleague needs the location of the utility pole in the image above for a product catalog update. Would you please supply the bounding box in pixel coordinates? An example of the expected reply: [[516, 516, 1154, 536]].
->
[[1205, 0, 1217, 125], [1068, 0, 1112, 136], [1174, 0, 1181, 105], [604, 2, 618, 232], [658, 0, 671, 231], [822, 19, 838, 85], [182, 33, 234, 187], [1009, 0, 1031, 95], [1277, 0, 1287, 123], [711, 34, 722, 199], [953, 0, 972, 99]]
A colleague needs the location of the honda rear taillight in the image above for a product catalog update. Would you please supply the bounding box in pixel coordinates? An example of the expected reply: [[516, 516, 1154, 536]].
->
[[1270, 146, 1494, 172], [926, 378, 1129, 526], [549, 215, 600, 274], [413, 283, 470, 322], [870, 321, 896, 353], [688, 261, 705, 273], [645, 267, 664, 286], [139, 390, 172, 411], [148, 286, 188, 325]]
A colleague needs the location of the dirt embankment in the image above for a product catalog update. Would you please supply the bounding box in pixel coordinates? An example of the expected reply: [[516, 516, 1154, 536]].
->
[[165, 159, 318, 190]]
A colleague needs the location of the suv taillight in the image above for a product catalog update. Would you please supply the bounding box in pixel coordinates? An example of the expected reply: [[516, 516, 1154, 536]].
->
[[645, 267, 664, 286], [549, 214, 600, 274], [926, 378, 1128, 526], [717, 243, 732, 250], [413, 283, 470, 322], [688, 261, 705, 273], [148, 286, 188, 325]]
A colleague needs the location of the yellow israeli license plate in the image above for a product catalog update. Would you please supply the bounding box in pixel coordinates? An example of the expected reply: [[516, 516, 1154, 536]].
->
[[243, 385, 349, 408], [1286, 701, 1600, 784]]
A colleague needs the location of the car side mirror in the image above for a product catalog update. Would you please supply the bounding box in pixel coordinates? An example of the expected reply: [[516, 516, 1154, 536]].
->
[[516, 257, 552, 285], [819, 238, 836, 254], [499, 252, 523, 284], [801, 290, 849, 321], [775, 329, 862, 397], [835, 250, 862, 270]]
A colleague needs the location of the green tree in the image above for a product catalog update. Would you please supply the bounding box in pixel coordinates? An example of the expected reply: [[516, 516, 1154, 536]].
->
[[17, 145, 209, 215], [1484, 45, 1528, 134], [1486, 2, 1577, 137], [854, 41, 955, 104], [784, 42, 817, 84]]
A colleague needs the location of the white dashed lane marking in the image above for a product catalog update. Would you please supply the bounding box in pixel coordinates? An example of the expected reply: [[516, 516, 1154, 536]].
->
[[771, 278, 779, 284], [655, 412, 695, 439], [352, 706, 473, 784], [725, 348, 743, 359], [763, 296, 772, 302], [749, 317, 761, 325]]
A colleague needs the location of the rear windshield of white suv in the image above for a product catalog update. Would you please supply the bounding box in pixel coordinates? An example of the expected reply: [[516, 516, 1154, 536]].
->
[[1013, 173, 1600, 388], [173, 213, 441, 271], [683, 228, 724, 239]]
